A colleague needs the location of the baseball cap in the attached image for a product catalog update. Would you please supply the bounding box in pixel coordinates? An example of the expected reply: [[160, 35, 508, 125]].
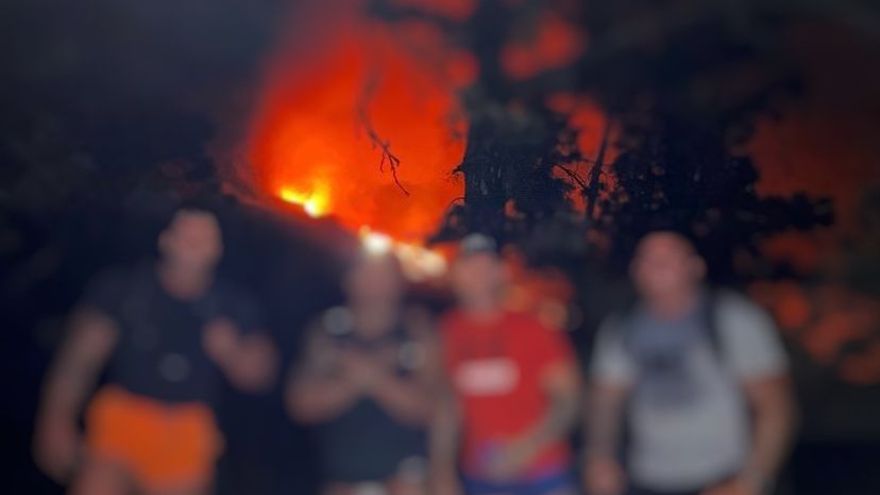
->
[[458, 233, 499, 257]]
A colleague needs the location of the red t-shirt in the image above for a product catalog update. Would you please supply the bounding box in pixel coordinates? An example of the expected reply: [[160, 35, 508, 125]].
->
[[440, 310, 575, 478]]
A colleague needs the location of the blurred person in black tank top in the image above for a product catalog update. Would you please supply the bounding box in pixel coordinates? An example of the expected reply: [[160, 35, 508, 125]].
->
[[286, 249, 439, 495], [33, 205, 279, 495]]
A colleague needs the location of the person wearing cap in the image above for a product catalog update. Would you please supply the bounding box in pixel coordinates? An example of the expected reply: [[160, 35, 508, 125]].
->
[[286, 250, 439, 495], [430, 234, 581, 495]]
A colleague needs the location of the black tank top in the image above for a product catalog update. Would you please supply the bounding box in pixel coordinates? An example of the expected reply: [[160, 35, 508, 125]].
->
[[80, 263, 263, 404], [313, 309, 428, 482]]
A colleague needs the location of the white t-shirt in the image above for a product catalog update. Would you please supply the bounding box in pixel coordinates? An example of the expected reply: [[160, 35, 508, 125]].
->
[[591, 291, 788, 491]]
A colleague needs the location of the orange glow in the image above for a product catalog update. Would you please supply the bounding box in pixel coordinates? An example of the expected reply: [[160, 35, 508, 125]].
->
[[502, 11, 586, 80], [278, 184, 330, 218], [750, 280, 880, 385], [247, 0, 467, 243], [359, 226, 448, 280], [547, 93, 619, 214], [745, 27, 880, 271]]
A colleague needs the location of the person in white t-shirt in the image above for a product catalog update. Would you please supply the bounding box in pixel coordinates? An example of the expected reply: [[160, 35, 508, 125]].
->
[[584, 231, 796, 495]]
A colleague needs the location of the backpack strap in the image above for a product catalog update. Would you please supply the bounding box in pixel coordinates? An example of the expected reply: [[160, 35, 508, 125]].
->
[[701, 289, 727, 365]]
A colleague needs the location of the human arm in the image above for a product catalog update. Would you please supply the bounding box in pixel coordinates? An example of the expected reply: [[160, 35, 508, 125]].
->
[[363, 311, 440, 426], [583, 317, 634, 495], [428, 378, 463, 495], [365, 350, 437, 428], [704, 296, 797, 495], [203, 318, 278, 393], [702, 374, 796, 495], [584, 380, 630, 495], [742, 374, 797, 489], [482, 319, 582, 481], [33, 309, 118, 482], [284, 327, 363, 424], [485, 358, 582, 480]]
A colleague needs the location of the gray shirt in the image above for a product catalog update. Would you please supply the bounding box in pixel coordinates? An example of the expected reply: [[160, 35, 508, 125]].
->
[[591, 291, 788, 491]]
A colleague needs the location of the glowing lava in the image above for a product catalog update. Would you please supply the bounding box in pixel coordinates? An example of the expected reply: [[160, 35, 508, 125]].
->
[[247, 0, 468, 244], [278, 184, 330, 218]]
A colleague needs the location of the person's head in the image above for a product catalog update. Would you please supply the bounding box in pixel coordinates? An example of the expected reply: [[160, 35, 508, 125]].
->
[[158, 208, 224, 274], [343, 251, 405, 308], [450, 234, 506, 307], [630, 230, 706, 300]]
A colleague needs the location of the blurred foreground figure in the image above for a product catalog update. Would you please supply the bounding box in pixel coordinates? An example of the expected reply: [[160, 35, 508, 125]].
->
[[585, 232, 796, 495], [34, 207, 277, 495], [431, 235, 580, 495], [286, 252, 437, 495]]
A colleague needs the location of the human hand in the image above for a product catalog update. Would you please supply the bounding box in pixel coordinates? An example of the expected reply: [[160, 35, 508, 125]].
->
[[232, 334, 278, 392], [430, 466, 464, 495], [584, 455, 626, 495], [483, 437, 539, 482], [338, 351, 387, 391], [34, 413, 80, 483], [701, 474, 764, 495], [203, 318, 239, 367]]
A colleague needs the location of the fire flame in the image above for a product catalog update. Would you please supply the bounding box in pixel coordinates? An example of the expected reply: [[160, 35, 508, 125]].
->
[[278, 184, 330, 218], [247, 0, 468, 245], [359, 226, 448, 281], [243, 0, 471, 280]]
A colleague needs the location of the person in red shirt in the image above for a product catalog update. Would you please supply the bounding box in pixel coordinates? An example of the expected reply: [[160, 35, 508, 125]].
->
[[430, 234, 581, 495]]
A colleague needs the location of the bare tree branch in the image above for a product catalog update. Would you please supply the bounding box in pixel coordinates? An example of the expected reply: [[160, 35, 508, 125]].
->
[[357, 70, 410, 196], [553, 163, 587, 190], [586, 120, 611, 220]]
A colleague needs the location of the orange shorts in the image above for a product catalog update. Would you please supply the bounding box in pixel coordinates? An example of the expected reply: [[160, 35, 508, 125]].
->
[[85, 386, 223, 492]]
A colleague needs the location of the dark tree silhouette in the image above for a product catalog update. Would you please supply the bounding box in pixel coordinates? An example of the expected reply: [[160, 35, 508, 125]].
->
[[370, 0, 585, 243], [366, 0, 873, 280]]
